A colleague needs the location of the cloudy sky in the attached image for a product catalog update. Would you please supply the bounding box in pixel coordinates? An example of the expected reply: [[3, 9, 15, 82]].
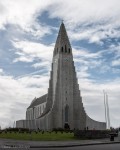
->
[[0, 0, 120, 129]]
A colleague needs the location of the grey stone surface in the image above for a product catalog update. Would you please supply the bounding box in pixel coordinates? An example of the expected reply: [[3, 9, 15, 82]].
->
[[0, 137, 119, 148]]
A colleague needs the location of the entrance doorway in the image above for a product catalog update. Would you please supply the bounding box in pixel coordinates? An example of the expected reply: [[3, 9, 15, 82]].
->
[[64, 123, 70, 130]]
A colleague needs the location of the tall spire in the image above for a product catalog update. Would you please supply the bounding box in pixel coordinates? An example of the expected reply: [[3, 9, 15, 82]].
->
[[54, 22, 72, 55]]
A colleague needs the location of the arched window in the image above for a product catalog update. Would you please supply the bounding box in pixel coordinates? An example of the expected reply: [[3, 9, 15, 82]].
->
[[65, 45, 67, 53], [61, 47, 63, 52], [65, 105, 69, 122]]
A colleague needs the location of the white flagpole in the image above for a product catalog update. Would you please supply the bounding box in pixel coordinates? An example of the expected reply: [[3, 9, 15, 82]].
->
[[106, 93, 110, 129], [103, 90, 107, 129]]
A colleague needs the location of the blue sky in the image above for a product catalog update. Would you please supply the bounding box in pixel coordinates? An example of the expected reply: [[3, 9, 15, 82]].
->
[[0, 0, 120, 128]]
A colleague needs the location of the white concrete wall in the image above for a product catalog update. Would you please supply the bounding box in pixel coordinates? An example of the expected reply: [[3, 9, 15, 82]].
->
[[16, 120, 36, 130], [86, 115, 106, 130]]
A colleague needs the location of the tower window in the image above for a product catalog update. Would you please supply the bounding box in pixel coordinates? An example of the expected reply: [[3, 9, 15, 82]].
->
[[69, 48, 70, 53], [57, 48, 58, 53], [61, 47, 63, 52], [65, 45, 67, 53]]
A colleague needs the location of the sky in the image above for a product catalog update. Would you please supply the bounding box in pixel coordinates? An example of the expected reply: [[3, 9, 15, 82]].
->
[[0, 0, 120, 129]]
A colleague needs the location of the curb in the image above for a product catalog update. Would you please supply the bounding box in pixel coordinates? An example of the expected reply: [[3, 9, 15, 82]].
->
[[30, 141, 120, 148]]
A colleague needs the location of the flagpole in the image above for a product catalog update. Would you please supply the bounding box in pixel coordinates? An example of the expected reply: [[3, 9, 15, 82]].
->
[[106, 93, 110, 129], [103, 90, 107, 129]]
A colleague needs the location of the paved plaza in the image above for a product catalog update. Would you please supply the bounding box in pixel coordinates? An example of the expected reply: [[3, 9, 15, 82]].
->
[[0, 137, 119, 149]]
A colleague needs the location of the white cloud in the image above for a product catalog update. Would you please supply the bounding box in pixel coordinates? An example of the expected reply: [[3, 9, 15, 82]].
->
[[12, 40, 54, 63], [112, 59, 120, 66], [0, 0, 53, 38], [0, 0, 47, 28], [13, 56, 34, 63], [73, 48, 102, 59], [0, 68, 4, 74], [1, 0, 120, 43], [32, 61, 50, 69], [49, 0, 120, 25], [0, 73, 49, 128], [47, 0, 120, 43]]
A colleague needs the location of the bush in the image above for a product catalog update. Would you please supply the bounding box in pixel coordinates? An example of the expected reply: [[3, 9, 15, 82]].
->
[[52, 128, 73, 133], [52, 128, 64, 132], [74, 130, 111, 139], [2, 128, 29, 132]]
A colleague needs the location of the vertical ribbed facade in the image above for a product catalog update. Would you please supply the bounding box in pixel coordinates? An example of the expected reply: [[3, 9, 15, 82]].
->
[[45, 22, 86, 129]]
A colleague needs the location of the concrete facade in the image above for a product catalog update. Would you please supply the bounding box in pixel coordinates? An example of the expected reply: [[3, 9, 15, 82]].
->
[[16, 23, 106, 130]]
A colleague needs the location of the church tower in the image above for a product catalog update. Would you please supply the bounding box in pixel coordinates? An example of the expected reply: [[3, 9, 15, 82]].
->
[[44, 22, 86, 130]]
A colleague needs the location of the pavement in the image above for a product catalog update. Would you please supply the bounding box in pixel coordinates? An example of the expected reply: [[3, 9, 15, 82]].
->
[[0, 137, 120, 148]]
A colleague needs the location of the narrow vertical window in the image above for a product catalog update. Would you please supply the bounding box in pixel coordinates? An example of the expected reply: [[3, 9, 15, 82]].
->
[[65, 105, 69, 122]]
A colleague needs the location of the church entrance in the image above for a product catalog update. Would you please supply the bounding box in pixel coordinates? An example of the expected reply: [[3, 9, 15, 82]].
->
[[64, 123, 70, 130]]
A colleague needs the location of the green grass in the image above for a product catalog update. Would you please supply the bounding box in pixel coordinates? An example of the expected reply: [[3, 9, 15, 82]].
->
[[0, 131, 75, 141]]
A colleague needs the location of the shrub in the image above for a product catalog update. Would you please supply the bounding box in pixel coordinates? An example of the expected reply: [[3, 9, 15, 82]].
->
[[2, 128, 29, 132], [74, 130, 111, 139]]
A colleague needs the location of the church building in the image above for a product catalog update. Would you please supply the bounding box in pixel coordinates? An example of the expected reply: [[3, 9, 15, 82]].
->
[[16, 23, 106, 130]]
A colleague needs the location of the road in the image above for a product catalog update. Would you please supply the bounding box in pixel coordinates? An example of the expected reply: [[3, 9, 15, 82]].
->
[[30, 143, 120, 150]]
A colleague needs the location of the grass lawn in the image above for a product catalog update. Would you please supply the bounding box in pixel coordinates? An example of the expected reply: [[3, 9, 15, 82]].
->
[[0, 131, 75, 141]]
